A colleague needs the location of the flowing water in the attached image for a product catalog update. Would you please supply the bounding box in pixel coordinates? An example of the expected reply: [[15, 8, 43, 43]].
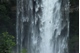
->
[[16, 0, 69, 53]]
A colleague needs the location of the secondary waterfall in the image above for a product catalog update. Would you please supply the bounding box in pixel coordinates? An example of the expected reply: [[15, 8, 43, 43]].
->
[[16, 0, 69, 53]]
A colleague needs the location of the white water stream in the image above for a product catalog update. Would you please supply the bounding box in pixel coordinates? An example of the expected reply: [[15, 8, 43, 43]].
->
[[16, 0, 69, 53]]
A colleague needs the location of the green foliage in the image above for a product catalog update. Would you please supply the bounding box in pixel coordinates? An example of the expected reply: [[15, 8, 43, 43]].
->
[[0, 5, 6, 13], [21, 49, 27, 53], [69, 35, 79, 53], [0, 1, 16, 36], [0, 2, 16, 53], [0, 32, 15, 53], [0, 5, 9, 19], [0, 4, 10, 33]]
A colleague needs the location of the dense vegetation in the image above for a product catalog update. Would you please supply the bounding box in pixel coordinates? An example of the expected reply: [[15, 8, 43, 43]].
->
[[0, 0, 79, 53], [0, 32, 15, 53], [0, 0, 16, 53]]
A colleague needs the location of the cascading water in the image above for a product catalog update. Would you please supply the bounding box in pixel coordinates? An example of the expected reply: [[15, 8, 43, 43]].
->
[[16, 0, 69, 53]]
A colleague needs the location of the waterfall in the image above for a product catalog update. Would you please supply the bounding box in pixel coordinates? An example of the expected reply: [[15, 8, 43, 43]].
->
[[16, 0, 69, 53]]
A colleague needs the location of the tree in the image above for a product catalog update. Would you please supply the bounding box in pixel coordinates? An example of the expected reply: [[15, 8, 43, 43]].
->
[[0, 32, 15, 53]]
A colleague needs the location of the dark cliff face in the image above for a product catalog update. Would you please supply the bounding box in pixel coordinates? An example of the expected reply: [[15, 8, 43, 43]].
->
[[70, 0, 79, 8], [0, 0, 79, 53], [69, 11, 79, 53], [69, 0, 79, 53]]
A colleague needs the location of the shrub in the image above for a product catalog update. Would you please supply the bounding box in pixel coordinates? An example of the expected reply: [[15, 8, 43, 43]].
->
[[0, 32, 15, 53]]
